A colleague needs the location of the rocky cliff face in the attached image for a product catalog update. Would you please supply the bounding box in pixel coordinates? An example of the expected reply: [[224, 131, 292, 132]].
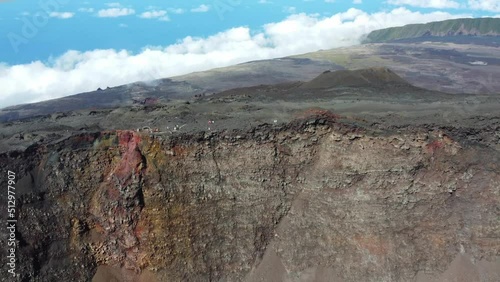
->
[[1, 114, 499, 281]]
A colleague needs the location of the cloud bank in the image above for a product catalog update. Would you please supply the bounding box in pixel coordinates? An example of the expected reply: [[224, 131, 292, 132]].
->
[[97, 7, 135, 18], [387, 0, 461, 9], [468, 0, 500, 12], [49, 11, 75, 19], [191, 5, 210, 13], [138, 10, 170, 21], [0, 8, 467, 108]]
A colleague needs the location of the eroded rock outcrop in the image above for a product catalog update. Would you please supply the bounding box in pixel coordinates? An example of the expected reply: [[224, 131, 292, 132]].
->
[[0, 115, 499, 281]]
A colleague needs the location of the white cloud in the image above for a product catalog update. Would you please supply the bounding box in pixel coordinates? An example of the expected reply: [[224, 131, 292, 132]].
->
[[168, 8, 185, 14], [139, 10, 170, 21], [106, 2, 122, 8], [468, 0, 500, 12], [49, 12, 75, 19], [390, 0, 500, 11], [387, 0, 460, 9], [191, 4, 210, 13], [97, 8, 135, 17], [353, 0, 362, 4], [78, 7, 95, 13], [0, 8, 469, 108]]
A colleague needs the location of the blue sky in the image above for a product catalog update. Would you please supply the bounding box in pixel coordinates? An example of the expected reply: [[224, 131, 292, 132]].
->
[[0, 0, 499, 107]]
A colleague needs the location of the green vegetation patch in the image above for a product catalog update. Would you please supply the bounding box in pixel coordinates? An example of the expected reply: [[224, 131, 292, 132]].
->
[[364, 18, 500, 43]]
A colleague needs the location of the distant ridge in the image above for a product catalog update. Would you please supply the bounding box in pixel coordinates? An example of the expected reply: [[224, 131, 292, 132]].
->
[[300, 67, 409, 89], [364, 18, 500, 43]]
